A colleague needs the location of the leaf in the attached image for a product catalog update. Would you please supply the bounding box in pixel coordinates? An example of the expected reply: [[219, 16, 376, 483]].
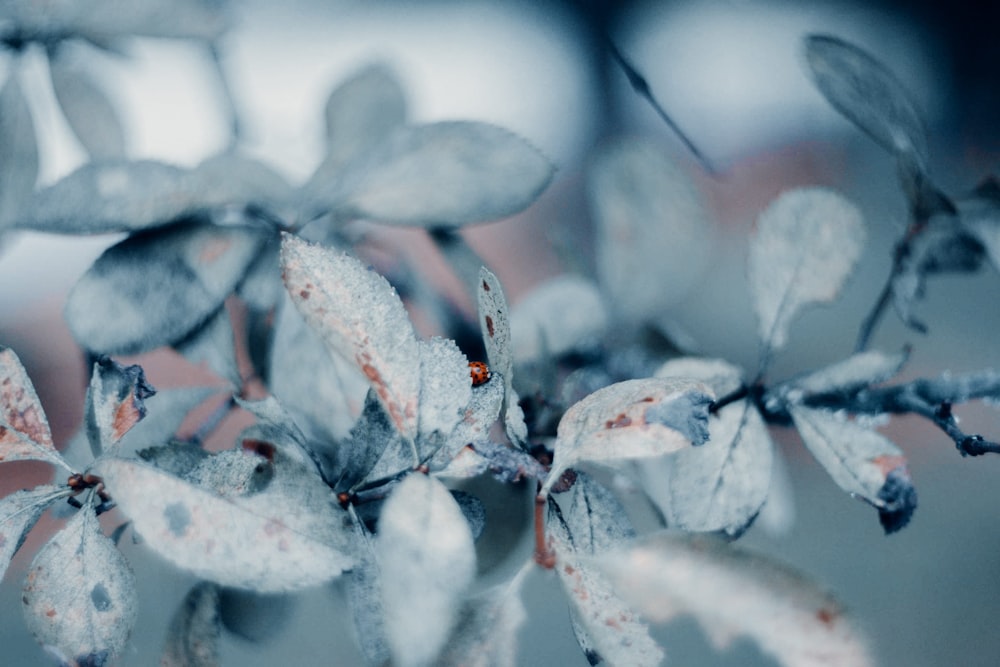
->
[[804, 34, 929, 176], [595, 532, 875, 667], [173, 307, 242, 388], [320, 121, 554, 226], [547, 472, 663, 667], [779, 349, 908, 400], [48, 52, 126, 160], [510, 275, 608, 362], [789, 405, 916, 533], [958, 179, 1000, 272], [748, 187, 865, 351], [190, 152, 295, 219], [542, 377, 714, 497], [65, 221, 269, 355], [0, 485, 68, 583], [589, 138, 712, 321], [160, 582, 221, 667], [280, 233, 420, 443], [346, 518, 391, 667], [377, 473, 476, 667], [0, 73, 39, 227], [417, 337, 472, 443], [97, 455, 354, 592], [477, 267, 528, 446], [119, 386, 220, 456], [0, 347, 71, 471], [85, 356, 156, 458], [22, 505, 138, 665]]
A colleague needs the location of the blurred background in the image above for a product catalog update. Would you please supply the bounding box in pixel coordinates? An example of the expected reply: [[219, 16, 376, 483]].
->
[[1, 0, 999, 664]]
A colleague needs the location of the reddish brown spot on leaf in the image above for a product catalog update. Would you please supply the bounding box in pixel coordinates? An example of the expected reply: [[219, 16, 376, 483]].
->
[[299, 289, 310, 300], [482, 280, 491, 292], [45, 608, 56, 618], [563, 564, 575, 575], [241, 439, 276, 461], [112, 399, 142, 442], [872, 455, 907, 476], [199, 237, 234, 264], [485, 315, 495, 339], [605, 413, 632, 429], [817, 606, 838, 626]]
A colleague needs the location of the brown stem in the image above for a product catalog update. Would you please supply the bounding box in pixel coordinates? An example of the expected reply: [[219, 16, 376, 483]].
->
[[533, 491, 556, 569]]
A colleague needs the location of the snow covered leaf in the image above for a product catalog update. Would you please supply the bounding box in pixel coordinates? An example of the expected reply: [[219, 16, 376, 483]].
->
[[377, 473, 476, 667], [542, 378, 713, 497], [66, 221, 268, 355], [0, 73, 39, 227], [322, 121, 554, 226], [748, 188, 865, 351], [0, 347, 71, 471], [779, 349, 908, 400], [97, 455, 354, 591], [48, 53, 126, 160], [0, 485, 68, 583], [432, 378, 507, 476], [22, 505, 138, 665], [85, 356, 156, 457], [346, 518, 390, 667], [418, 337, 471, 443], [281, 234, 420, 443], [595, 532, 874, 667], [547, 472, 663, 667], [590, 138, 711, 322], [477, 267, 527, 446], [804, 34, 929, 176], [160, 582, 221, 667], [510, 275, 607, 363], [790, 406, 916, 533]]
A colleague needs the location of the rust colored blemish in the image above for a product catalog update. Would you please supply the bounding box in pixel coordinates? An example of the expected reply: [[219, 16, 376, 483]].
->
[[605, 616, 621, 630], [199, 237, 233, 264], [817, 607, 837, 626], [241, 439, 276, 461], [482, 280, 490, 292], [361, 363, 381, 384], [605, 413, 632, 429], [112, 400, 141, 441], [641, 396, 655, 402], [46, 608, 57, 618], [299, 289, 310, 300], [563, 564, 575, 575], [485, 315, 495, 339], [872, 455, 907, 476], [550, 468, 577, 494]]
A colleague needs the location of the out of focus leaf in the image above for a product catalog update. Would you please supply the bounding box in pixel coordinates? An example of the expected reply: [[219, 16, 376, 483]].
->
[[190, 152, 295, 220], [281, 234, 420, 444], [22, 505, 138, 665], [161, 582, 221, 667], [173, 307, 242, 388], [748, 187, 865, 351], [316, 121, 554, 226], [0, 485, 68, 583], [477, 267, 528, 446], [597, 532, 874, 666], [0, 347, 71, 471], [779, 349, 907, 400], [958, 178, 1000, 272], [85, 356, 155, 458], [377, 473, 476, 667], [790, 405, 916, 533], [542, 377, 713, 497], [66, 221, 269, 354], [0, 73, 39, 226], [590, 138, 711, 321], [120, 386, 220, 456], [510, 275, 607, 363], [346, 517, 390, 667], [98, 455, 354, 591], [547, 473, 663, 667], [48, 52, 126, 160]]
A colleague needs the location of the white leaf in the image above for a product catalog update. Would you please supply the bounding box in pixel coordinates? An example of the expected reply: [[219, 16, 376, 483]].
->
[[596, 532, 874, 667], [0, 72, 39, 226], [160, 582, 221, 667], [654, 357, 744, 397], [48, 53, 126, 160], [0, 485, 68, 583], [477, 267, 527, 445], [22, 506, 138, 665], [781, 349, 907, 399], [418, 337, 471, 442], [377, 474, 476, 667], [280, 234, 420, 444], [0, 347, 71, 471], [789, 405, 916, 533], [510, 275, 607, 363], [748, 188, 865, 351], [346, 517, 390, 667], [435, 377, 505, 476], [97, 456, 354, 592], [85, 356, 156, 457], [328, 121, 554, 226], [543, 378, 714, 497]]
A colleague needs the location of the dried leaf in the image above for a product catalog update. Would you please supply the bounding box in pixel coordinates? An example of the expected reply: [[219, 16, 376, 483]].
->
[[322, 121, 554, 226], [0, 73, 39, 226], [790, 405, 916, 533], [22, 505, 138, 665], [547, 472, 663, 667], [596, 532, 874, 667], [542, 378, 714, 497], [0, 485, 68, 583], [160, 582, 221, 667], [281, 234, 420, 444], [510, 275, 607, 363], [48, 53, 126, 160], [97, 455, 354, 591], [85, 356, 156, 458], [377, 473, 476, 667], [66, 221, 268, 354], [0, 347, 71, 471], [748, 188, 865, 351], [477, 267, 528, 446]]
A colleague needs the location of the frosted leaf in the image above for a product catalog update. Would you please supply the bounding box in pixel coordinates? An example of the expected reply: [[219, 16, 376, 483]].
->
[[595, 532, 874, 667], [48, 54, 126, 160], [547, 473, 663, 667], [85, 356, 155, 458], [97, 456, 354, 591], [137, 442, 210, 479], [346, 518, 390, 667], [187, 449, 273, 498], [281, 234, 420, 444], [22, 505, 138, 665], [510, 275, 608, 363], [0, 73, 39, 227], [173, 307, 241, 388], [748, 188, 865, 351], [781, 350, 907, 399], [542, 378, 713, 497], [160, 582, 221, 667], [417, 337, 471, 443], [377, 473, 476, 667], [0, 347, 70, 471], [804, 34, 929, 175], [590, 138, 711, 321], [0, 485, 68, 583], [435, 373, 505, 473], [790, 406, 916, 533], [234, 395, 315, 468], [65, 222, 269, 355], [325, 121, 554, 226], [477, 267, 527, 446], [654, 356, 745, 397]]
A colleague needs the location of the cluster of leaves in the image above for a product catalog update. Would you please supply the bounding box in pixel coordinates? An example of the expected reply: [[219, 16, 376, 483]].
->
[[2, 9, 1000, 665]]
